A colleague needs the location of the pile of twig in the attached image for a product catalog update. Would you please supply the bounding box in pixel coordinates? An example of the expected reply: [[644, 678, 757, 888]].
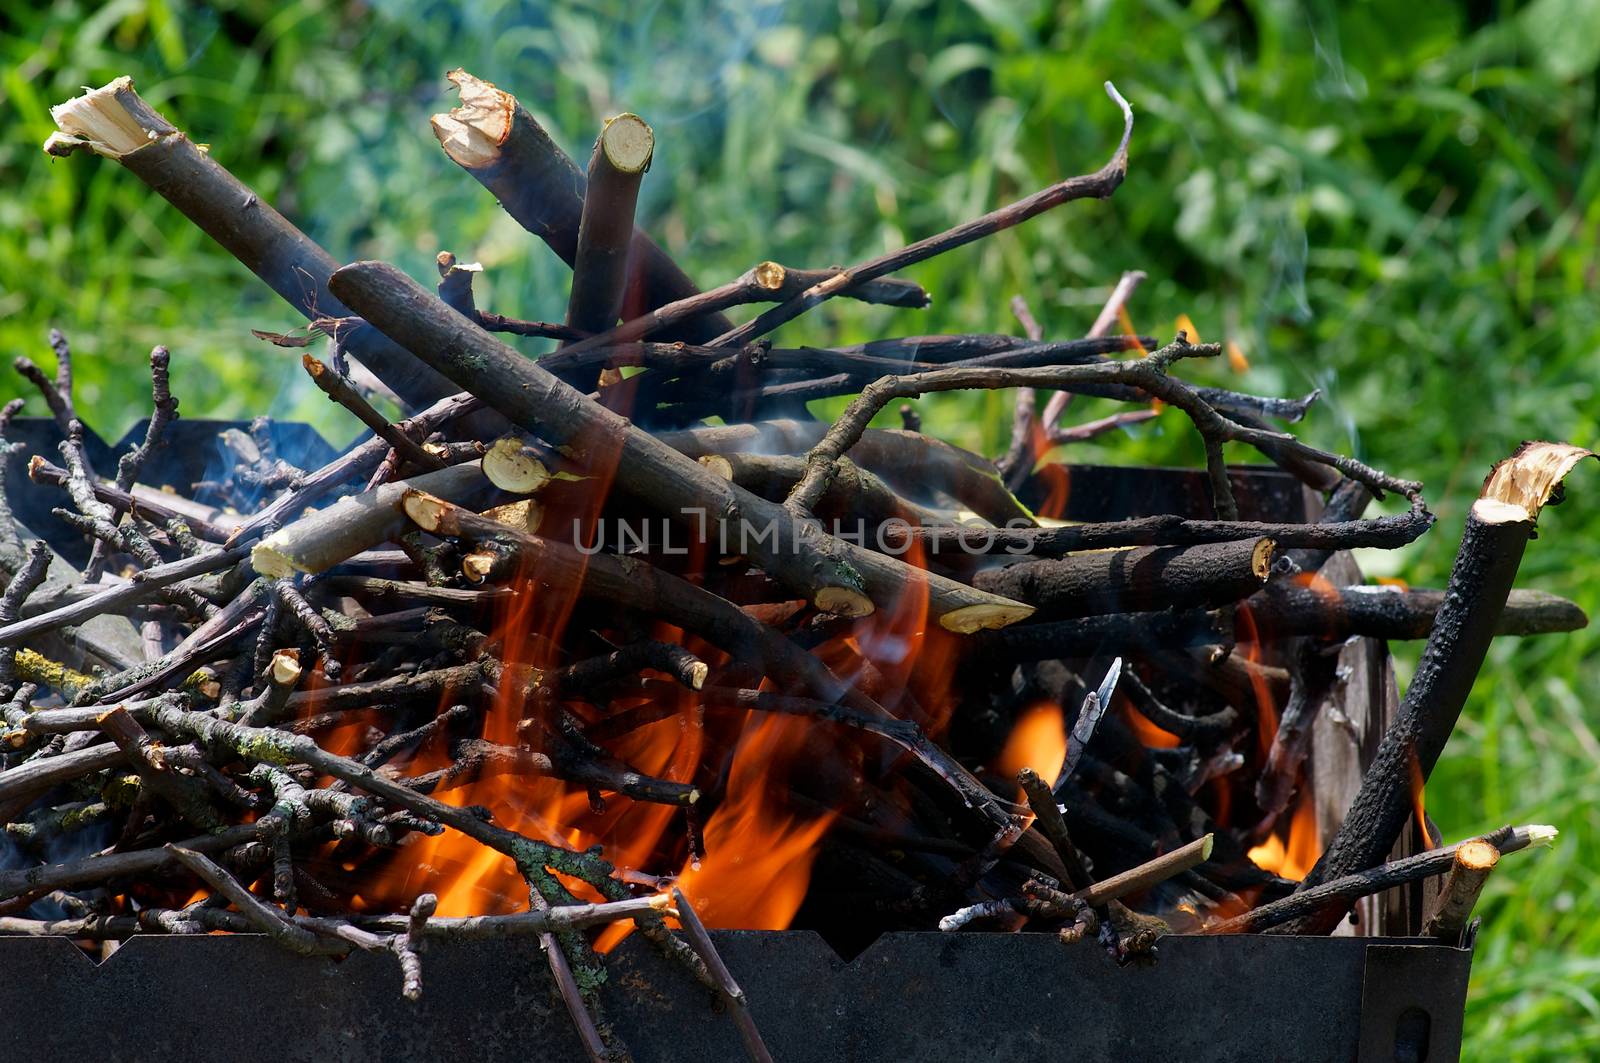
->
[[1, 71, 1583, 1061]]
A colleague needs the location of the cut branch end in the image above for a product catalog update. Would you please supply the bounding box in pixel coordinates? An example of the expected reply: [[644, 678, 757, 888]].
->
[[431, 69, 513, 167], [599, 113, 654, 174]]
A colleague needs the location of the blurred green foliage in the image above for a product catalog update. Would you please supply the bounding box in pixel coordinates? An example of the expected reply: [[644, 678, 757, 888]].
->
[[2, 1, 1598, 1056]]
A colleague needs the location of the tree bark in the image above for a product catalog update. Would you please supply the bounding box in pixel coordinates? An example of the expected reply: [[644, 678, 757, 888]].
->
[[1287, 443, 1591, 934], [431, 70, 731, 343], [330, 261, 1034, 631]]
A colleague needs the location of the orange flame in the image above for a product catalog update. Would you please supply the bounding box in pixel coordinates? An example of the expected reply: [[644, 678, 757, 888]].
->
[[1233, 603, 1279, 758], [1032, 441, 1071, 522], [1409, 753, 1434, 848], [1248, 793, 1321, 881], [1117, 306, 1148, 357], [1226, 340, 1249, 373], [1115, 306, 1164, 414], [315, 415, 967, 948], [1124, 705, 1180, 749], [996, 701, 1066, 791], [670, 713, 837, 930]]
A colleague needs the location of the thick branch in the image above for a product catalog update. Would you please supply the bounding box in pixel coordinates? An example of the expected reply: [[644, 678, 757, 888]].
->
[[330, 261, 1034, 632], [46, 77, 462, 414], [1290, 443, 1591, 932], [431, 69, 731, 343]]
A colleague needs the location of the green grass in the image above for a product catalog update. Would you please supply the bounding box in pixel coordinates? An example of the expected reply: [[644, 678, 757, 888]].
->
[[3, 1, 1599, 1056]]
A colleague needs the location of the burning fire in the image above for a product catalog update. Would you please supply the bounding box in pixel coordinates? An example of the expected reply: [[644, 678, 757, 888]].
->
[[1028, 419, 1071, 520], [1174, 313, 1202, 345], [1248, 794, 1321, 881], [1409, 754, 1434, 848], [1226, 340, 1250, 373], [670, 713, 838, 930], [1233, 603, 1278, 758], [1117, 305, 1148, 357], [319, 456, 955, 944], [1124, 704, 1180, 749], [996, 701, 1067, 790]]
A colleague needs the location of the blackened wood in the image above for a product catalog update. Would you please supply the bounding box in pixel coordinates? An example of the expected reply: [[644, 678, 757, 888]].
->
[[894, 498, 1432, 557], [973, 538, 1275, 620], [1290, 443, 1591, 933], [1207, 824, 1551, 935], [1249, 583, 1585, 641], [979, 583, 1583, 665]]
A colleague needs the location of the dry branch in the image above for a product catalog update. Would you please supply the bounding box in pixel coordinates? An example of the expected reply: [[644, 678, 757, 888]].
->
[[1289, 443, 1591, 933], [1208, 825, 1553, 935], [250, 461, 487, 578], [973, 538, 1276, 620], [330, 261, 1034, 632], [431, 70, 731, 344], [565, 112, 655, 391], [712, 82, 1134, 348], [46, 78, 462, 414], [1422, 840, 1499, 943]]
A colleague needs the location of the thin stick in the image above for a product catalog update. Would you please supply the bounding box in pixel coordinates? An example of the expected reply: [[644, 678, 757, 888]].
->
[[225, 390, 479, 546], [1422, 840, 1499, 943], [28, 457, 233, 543], [0, 822, 260, 900], [553, 261, 929, 368], [1208, 825, 1552, 935], [891, 499, 1434, 556], [0, 546, 248, 649], [0, 541, 51, 685], [303, 356, 445, 471], [996, 295, 1043, 484], [1078, 834, 1214, 906], [166, 845, 322, 954], [781, 341, 1420, 521], [142, 699, 625, 896], [710, 82, 1134, 348], [84, 344, 178, 581], [1040, 269, 1146, 428], [1018, 768, 1093, 891], [672, 889, 774, 1063]]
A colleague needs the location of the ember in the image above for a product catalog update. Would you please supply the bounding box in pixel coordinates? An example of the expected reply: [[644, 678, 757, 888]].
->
[[0, 69, 1585, 1061]]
